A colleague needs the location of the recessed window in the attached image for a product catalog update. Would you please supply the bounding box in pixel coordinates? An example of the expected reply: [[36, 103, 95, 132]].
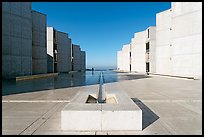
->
[[146, 42, 149, 53], [148, 29, 149, 38]]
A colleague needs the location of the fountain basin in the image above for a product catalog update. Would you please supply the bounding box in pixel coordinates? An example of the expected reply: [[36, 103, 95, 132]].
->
[[61, 85, 142, 131]]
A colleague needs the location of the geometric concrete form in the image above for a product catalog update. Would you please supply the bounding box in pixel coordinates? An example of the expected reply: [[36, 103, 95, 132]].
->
[[61, 84, 142, 131]]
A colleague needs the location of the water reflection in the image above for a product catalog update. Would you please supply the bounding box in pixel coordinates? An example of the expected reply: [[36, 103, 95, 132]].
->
[[2, 71, 150, 96]]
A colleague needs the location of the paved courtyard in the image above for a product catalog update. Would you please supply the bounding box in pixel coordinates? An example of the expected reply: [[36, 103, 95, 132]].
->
[[2, 74, 202, 135]]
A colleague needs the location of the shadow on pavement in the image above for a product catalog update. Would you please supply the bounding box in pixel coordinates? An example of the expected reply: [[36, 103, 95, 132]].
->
[[131, 98, 159, 130]]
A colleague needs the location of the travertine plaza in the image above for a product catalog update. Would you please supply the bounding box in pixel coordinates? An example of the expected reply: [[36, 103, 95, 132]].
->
[[117, 2, 202, 79], [2, 2, 86, 79]]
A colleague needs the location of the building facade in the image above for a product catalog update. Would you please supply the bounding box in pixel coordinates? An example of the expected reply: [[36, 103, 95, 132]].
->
[[72, 44, 81, 71], [155, 2, 202, 79], [117, 2, 202, 79], [80, 51, 86, 71], [47, 27, 72, 73], [32, 10, 47, 74], [2, 2, 33, 79], [117, 44, 131, 72]]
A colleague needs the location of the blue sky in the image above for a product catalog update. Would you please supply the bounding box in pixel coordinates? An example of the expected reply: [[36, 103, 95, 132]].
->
[[32, 2, 171, 70]]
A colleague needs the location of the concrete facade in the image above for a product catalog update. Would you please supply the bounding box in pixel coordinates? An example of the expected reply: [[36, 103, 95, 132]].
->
[[56, 31, 72, 73], [72, 44, 81, 71], [80, 51, 86, 71], [118, 2, 202, 79], [32, 10, 47, 74], [117, 44, 131, 72], [117, 51, 122, 70], [155, 9, 172, 75], [130, 31, 146, 73], [155, 2, 202, 79], [118, 27, 156, 74], [171, 2, 202, 79], [2, 2, 32, 79], [47, 27, 72, 73]]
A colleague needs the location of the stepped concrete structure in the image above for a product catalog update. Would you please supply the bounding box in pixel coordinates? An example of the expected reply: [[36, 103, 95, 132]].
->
[[117, 2, 202, 79], [47, 27, 72, 73], [117, 44, 131, 72], [130, 27, 156, 73]]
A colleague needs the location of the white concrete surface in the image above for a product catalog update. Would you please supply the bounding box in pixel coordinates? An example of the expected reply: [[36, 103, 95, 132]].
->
[[155, 2, 202, 79], [61, 84, 142, 131], [117, 44, 131, 72]]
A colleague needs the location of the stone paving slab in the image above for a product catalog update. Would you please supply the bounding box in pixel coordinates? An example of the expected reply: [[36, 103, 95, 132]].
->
[[2, 75, 202, 135]]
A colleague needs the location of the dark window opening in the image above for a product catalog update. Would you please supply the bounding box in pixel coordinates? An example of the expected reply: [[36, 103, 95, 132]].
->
[[148, 29, 149, 38], [130, 64, 131, 72], [146, 42, 150, 53], [146, 62, 150, 73]]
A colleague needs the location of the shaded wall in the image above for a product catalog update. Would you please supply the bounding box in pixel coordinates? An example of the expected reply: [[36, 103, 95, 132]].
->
[[2, 2, 32, 79], [72, 44, 81, 71], [32, 10, 47, 74]]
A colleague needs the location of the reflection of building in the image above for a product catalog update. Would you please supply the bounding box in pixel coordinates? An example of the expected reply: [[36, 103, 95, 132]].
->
[[47, 27, 72, 73], [32, 10, 47, 74], [117, 2, 202, 79]]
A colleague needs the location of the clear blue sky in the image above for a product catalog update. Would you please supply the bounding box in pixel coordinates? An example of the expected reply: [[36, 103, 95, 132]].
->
[[32, 2, 171, 70]]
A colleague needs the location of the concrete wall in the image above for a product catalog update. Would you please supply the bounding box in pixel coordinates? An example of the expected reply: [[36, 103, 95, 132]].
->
[[155, 9, 172, 75], [155, 2, 202, 79], [122, 44, 131, 72], [46, 27, 54, 73], [131, 31, 146, 73], [118, 27, 156, 73], [56, 31, 72, 72], [2, 2, 32, 79], [32, 10, 47, 74], [72, 44, 81, 71], [117, 51, 122, 70], [171, 2, 202, 79], [47, 27, 72, 73], [146, 27, 156, 73], [80, 51, 86, 71]]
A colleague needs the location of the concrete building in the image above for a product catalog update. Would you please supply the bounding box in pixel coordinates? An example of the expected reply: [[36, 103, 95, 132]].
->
[[155, 9, 172, 75], [117, 44, 131, 72], [32, 10, 47, 74], [80, 51, 86, 71], [2, 2, 32, 79], [118, 2, 202, 79], [155, 2, 202, 79], [72, 44, 81, 71], [118, 27, 156, 73], [130, 26, 156, 73], [47, 27, 72, 73], [117, 51, 122, 70]]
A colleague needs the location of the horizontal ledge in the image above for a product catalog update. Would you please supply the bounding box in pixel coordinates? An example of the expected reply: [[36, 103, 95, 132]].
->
[[16, 73, 59, 81]]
